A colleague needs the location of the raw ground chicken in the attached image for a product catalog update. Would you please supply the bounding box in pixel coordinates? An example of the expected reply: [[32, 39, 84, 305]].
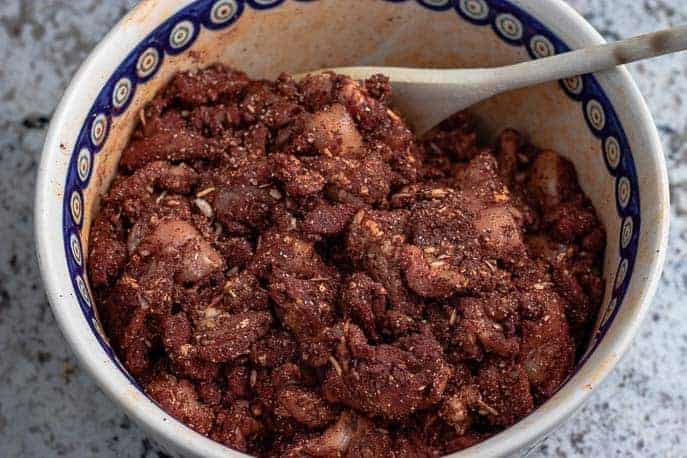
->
[[88, 65, 606, 456]]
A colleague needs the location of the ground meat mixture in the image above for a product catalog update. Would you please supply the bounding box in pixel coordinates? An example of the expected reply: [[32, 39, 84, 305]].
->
[[89, 65, 606, 456]]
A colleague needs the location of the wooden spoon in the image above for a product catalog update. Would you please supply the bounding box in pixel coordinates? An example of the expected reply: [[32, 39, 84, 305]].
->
[[299, 26, 687, 135]]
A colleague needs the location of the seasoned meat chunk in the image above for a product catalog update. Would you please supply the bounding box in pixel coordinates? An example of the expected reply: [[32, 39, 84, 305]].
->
[[194, 309, 273, 363], [425, 112, 480, 161], [119, 308, 155, 376], [346, 209, 423, 319], [166, 64, 250, 106], [301, 201, 359, 236], [251, 230, 331, 280], [146, 372, 215, 435], [222, 270, 269, 313], [394, 184, 497, 296], [457, 293, 520, 358], [284, 411, 392, 458], [305, 103, 364, 157], [162, 312, 219, 381], [517, 273, 575, 398], [312, 152, 392, 205], [456, 152, 525, 258], [88, 205, 127, 287], [250, 329, 298, 368], [214, 184, 275, 232], [271, 153, 326, 197], [477, 358, 534, 427], [211, 400, 263, 452], [323, 324, 451, 420], [138, 219, 224, 284], [120, 110, 222, 171], [340, 273, 387, 341], [277, 386, 337, 428], [440, 384, 482, 435], [528, 150, 578, 210], [269, 271, 338, 366]]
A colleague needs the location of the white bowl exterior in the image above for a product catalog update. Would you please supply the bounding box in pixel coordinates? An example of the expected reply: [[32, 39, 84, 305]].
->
[[35, 1, 669, 457]]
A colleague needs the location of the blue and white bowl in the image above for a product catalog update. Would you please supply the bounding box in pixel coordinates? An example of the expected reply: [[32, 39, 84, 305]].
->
[[35, 0, 670, 456]]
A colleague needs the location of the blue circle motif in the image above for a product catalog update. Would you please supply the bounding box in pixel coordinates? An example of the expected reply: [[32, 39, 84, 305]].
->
[[457, 0, 491, 24], [494, 12, 524, 43], [617, 176, 631, 209], [136, 46, 163, 81], [76, 274, 92, 307], [112, 77, 134, 111], [167, 19, 199, 53], [77, 147, 92, 183], [561, 75, 584, 97], [204, 0, 243, 29], [529, 34, 555, 58], [604, 135, 621, 169], [585, 98, 606, 132], [69, 190, 83, 226], [90, 113, 108, 148]]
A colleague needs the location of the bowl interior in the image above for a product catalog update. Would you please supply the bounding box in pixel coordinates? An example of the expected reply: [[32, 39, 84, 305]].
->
[[41, 0, 667, 457]]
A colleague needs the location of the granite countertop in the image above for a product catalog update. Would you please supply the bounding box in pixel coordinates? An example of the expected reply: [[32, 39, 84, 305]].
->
[[0, 1, 685, 456]]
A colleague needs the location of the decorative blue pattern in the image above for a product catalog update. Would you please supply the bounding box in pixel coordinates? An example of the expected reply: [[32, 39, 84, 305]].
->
[[62, 0, 640, 399]]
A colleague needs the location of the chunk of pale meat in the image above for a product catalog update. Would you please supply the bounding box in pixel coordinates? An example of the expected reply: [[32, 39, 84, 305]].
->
[[528, 150, 577, 210], [474, 206, 523, 255], [285, 411, 392, 457], [402, 245, 468, 298], [306, 103, 364, 157], [144, 220, 224, 283]]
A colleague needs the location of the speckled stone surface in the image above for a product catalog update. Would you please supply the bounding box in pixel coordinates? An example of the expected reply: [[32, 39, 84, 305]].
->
[[0, 1, 685, 457]]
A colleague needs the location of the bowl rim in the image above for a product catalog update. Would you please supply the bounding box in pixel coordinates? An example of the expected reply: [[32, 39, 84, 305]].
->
[[34, 0, 670, 457]]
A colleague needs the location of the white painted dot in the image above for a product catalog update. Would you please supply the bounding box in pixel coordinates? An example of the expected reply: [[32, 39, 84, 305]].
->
[[70, 233, 82, 266], [495, 13, 523, 41], [585, 99, 606, 131], [70, 190, 83, 225], [621, 216, 634, 249], [136, 47, 160, 79], [112, 77, 132, 109], [77, 147, 91, 182], [617, 176, 631, 208], [210, 0, 239, 24], [562, 76, 583, 95], [530, 35, 555, 58], [169, 20, 195, 50], [604, 136, 621, 169], [90, 113, 108, 147]]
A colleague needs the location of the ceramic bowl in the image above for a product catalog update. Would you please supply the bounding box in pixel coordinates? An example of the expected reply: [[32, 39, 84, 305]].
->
[[35, 0, 670, 456]]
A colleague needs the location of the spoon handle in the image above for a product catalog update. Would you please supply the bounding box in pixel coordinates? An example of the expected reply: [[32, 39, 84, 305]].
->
[[297, 25, 687, 135], [494, 25, 687, 92]]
